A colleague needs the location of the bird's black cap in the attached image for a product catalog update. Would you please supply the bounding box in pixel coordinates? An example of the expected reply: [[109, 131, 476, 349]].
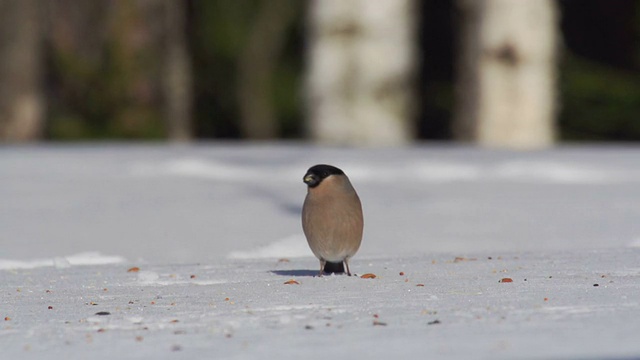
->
[[303, 164, 344, 188]]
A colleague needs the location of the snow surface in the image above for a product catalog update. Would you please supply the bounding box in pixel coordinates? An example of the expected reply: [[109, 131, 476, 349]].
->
[[1, 143, 640, 359]]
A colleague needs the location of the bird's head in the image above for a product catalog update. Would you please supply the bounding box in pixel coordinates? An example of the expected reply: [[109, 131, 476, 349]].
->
[[303, 164, 345, 188]]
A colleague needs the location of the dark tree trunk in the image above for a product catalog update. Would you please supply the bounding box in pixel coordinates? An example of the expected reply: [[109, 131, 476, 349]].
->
[[0, 0, 44, 141]]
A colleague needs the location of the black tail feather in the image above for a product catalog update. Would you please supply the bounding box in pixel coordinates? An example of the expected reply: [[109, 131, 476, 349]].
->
[[323, 261, 345, 274]]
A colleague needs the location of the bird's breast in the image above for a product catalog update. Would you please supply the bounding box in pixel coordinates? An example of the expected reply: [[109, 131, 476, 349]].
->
[[302, 191, 363, 261]]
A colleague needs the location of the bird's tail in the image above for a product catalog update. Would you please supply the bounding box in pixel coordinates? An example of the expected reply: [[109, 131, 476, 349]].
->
[[323, 261, 345, 274]]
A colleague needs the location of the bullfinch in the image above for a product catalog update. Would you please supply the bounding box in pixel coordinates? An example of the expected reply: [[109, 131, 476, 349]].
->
[[302, 164, 363, 276]]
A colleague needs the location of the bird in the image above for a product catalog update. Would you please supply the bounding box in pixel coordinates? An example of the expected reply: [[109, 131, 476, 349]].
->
[[301, 164, 363, 276]]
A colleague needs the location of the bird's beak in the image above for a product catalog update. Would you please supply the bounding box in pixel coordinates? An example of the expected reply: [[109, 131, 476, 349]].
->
[[303, 174, 318, 186]]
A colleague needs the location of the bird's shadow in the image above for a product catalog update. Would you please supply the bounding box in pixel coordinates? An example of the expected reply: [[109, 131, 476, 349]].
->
[[270, 269, 352, 277], [270, 269, 319, 277]]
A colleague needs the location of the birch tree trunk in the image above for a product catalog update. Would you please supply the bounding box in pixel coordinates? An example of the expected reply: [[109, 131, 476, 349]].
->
[[162, 0, 193, 141], [454, 0, 558, 149], [0, 0, 44, 141], [306, 0, 417, 145]]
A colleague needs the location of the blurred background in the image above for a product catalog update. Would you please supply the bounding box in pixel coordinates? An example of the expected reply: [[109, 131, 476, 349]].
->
[[1, 0, 639, 147], [3, 0, 640, 264]]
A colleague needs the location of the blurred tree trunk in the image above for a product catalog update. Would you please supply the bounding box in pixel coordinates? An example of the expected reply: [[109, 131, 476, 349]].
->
[[0, 0, 44, 141], [47, 0, 175, 140], [306, 0, 417, 145], [237, 0, 296, 139], [454, 0, 558, 149], [162, 0, 193, 141]]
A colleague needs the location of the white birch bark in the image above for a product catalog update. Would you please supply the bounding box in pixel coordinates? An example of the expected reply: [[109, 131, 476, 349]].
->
[[306, 0, 417, 145], [454, 0, 559, 149]]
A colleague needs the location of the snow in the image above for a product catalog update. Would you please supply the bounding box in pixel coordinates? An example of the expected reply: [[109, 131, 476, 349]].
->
[[0, 252, 125, 270], [227, 234, 310, 260], [1, 143, 640, 359]]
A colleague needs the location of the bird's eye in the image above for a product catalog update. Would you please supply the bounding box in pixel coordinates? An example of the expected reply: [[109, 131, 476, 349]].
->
[[322, 172, 328, 177]]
